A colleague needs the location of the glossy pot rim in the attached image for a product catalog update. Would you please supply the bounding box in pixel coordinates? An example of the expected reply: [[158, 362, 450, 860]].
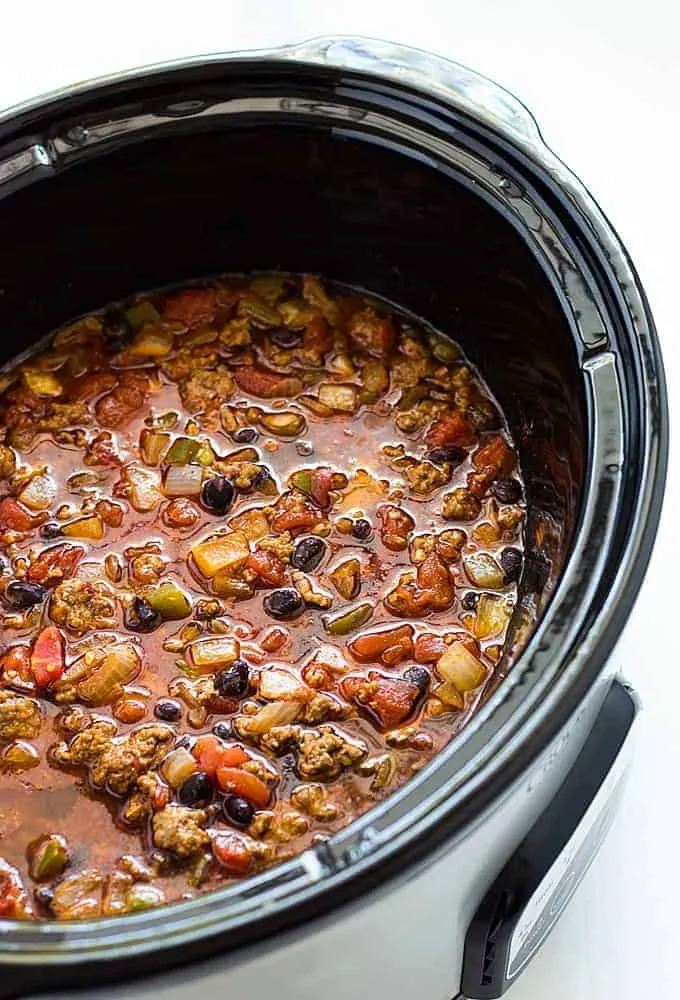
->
[[0, 37, 667, 967]]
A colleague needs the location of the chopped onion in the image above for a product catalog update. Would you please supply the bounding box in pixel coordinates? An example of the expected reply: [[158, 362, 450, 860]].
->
[[192, 531, 250, 579], [434, 681, 465, 710], [228, 508, 270, 541], [187, 636, 240, 672], [125, 465, 163, 512], [161, 747, 198, 789], [77, 644, 141, 705], [164, 464, 204, 497], [463, 553, 505, 589], [436, 641, 487, 693], [22, 370, 63, 397], [129, 325, 174, 358], [19, 474, 56, 511], [318, 382, 359, 413], [140, 430, 171, 467], [306, 644, 350, 675], [245, 700, 302, 735], [473, 593, 512, 640], [258, 667, 310, 702], [298, 394, 334, 417], [327, 353, 355, 377]]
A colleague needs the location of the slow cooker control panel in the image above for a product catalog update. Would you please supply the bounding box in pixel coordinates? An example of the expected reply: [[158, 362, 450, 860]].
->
[[461, 679, 637, 999]]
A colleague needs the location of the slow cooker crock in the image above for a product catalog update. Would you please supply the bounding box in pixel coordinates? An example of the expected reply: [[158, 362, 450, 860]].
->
[[0, 37, 667, 1000]]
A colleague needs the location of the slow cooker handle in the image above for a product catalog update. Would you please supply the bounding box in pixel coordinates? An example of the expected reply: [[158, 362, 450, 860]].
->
[[460, 678, 638, 999], [279, 35, 544, 149]]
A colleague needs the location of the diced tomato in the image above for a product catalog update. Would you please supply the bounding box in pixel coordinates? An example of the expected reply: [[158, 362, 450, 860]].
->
[[215, 767, 272, 808], [425, 412, 475, 449], [377, 317, 396, 355], [310, 467, 334, 508], [84, 431, 122, 467], [0, 497, 40, 532], [347, 309, 395, 357], [213, 833, 252, 874], [270, 495, 323, 533], [260, 627, 290, 653], [271, 508, 321, 532], [70, 372, 117, 402], [416, 553, 455, 611], [95, 372, 149, 429], [414, 631, 477, 663], [349, 625, 415, 665], [192, 735, 249, 780], [151, 784, 170, 810], [342, 671, 419, 730], [27, 544, 84, 586], [385, 554, 455, 618], [0, 644, 31, 681], [302, 317, 333, 354], [234, 366, 303, 399], [163, 497, 200, 529], [30, 626, 65, 688], [467, 435, 516, 497], [0, 862, 23, 917], [413, 632, 448, 663], [376, 504, 415, 552], [94, 499, 124, 527], [162, 288, 218, 327], [471, 434, 515, 475], [246, 549, 286, 587]]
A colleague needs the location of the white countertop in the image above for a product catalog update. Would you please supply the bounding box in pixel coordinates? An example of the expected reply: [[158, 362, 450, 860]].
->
[[1, 2, 678, 998]]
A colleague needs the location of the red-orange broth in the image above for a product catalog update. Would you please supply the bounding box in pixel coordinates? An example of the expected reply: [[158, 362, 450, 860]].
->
[[0, 274, 524, 919]]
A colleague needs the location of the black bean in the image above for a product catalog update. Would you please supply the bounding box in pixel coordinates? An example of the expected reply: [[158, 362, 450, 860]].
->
[[212, 721, 232, 740], [178, 772, 213, 808], [461, 591, 480, 612], [427, 446, 466, 467], [5, 580, 46, 609], [40, 522, 63, 540], [126, 597, 161, 633], [491, 478, 523, 504], [352, 518, 372, 540], [270, 327, 301, 348], [404, 665, 431, 697], [281, 753, 296, 774], [500, 547, 523, 584], [154, 699, 182, 722], [223, 795, 255, 827], [263, 588, 304, 620], [201, 476, 235, 515], [215, 660, 250, 699], [102, 308, 133, 347], [231, 427, 258, 444], [252, 467, 277, 496], [291, 536, 326, 572]]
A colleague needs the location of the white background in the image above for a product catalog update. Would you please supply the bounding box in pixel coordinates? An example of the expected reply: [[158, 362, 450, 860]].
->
[[1, 2, 678, 998]]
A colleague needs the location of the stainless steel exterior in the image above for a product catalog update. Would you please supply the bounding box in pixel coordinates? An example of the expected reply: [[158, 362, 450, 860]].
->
[[27, 677, 616, 1000]]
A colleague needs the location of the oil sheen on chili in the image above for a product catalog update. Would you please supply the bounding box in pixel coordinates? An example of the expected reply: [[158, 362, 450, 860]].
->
[[0, 273, 525, 920]]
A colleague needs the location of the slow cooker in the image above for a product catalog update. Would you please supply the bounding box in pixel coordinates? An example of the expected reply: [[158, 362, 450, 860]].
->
[[0, 36, 667, 1000]]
